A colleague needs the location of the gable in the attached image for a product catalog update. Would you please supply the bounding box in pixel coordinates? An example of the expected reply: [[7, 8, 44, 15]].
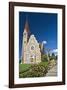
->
[[27, 35, 40, 51]]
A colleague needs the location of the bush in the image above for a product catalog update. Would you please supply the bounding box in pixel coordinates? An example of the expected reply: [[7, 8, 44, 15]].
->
[[48, 59, 57, 70], [19, 63, 48, 78], [50, 53, 57, 60], [41, 55, 48, 62]]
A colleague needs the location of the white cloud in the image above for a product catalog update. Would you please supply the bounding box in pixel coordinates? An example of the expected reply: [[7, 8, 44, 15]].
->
[[51, 49, 58, 53], [42, 41, 47, 44]]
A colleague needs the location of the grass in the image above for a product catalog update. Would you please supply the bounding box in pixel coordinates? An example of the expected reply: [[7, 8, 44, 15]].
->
[[39, 61, 48, 66], [19, 59, 57, 78], [19, 64, 31, 73], [19, 61, 48, 73], [19, 61, 49, 78]]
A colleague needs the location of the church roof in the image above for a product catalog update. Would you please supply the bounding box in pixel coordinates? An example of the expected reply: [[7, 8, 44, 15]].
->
[[24, 19, 30, 33], [24, 18, 31, 42]]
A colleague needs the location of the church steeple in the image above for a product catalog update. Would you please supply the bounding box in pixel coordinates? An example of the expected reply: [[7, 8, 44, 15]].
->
[[22, 16, 30, 63], [24, 17, 31, 41], [24, 16, 30, 33]]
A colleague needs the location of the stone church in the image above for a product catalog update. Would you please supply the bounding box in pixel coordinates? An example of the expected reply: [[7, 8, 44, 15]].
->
[[22, 19, 44, 64]]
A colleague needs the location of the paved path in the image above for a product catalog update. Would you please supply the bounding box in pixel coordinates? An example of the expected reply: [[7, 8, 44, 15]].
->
[[46, 65, 57, 76]]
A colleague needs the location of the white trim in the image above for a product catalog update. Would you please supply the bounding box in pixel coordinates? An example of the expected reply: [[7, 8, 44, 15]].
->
[[14, 6, 62, 84]]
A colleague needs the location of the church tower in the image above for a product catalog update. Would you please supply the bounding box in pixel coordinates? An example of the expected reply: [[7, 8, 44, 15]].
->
[[22, 19, 30, 63], [22, 17, 41, 64]]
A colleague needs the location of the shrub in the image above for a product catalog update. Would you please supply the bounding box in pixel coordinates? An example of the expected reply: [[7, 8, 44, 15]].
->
[[19, 63, 48, 78], [48, 59, 57, 70], [41, 54, 48, 62], [50, 53, 57, 60]]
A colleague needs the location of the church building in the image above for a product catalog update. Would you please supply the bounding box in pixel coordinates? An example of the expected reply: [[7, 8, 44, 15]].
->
[[22, 19, 43, 64]]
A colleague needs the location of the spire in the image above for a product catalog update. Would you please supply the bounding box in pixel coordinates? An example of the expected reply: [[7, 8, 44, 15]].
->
[[24, 15, 29, 33], [24, 15, 31, 41]]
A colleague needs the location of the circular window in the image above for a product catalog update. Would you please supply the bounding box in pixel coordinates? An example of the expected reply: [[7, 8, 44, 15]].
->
[[31, 46, 34, 50]]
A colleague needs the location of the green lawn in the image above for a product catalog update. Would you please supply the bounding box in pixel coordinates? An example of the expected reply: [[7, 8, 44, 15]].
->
[[39, 61, 48, 66], [19, 61, 49, 78], [19, 64, 31, 73], [19, 61, 48, 73]]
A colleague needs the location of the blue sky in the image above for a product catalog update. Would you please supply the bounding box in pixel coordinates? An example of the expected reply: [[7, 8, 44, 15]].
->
[[19, 12, 57, 59]]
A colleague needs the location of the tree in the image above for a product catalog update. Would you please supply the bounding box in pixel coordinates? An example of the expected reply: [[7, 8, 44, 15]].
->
[[51, 53, 56, 60], [46, 48, 51, 61], [41, 54, 48, 62], [55, 55, 57, 60], [19, 59, 21, 64]]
